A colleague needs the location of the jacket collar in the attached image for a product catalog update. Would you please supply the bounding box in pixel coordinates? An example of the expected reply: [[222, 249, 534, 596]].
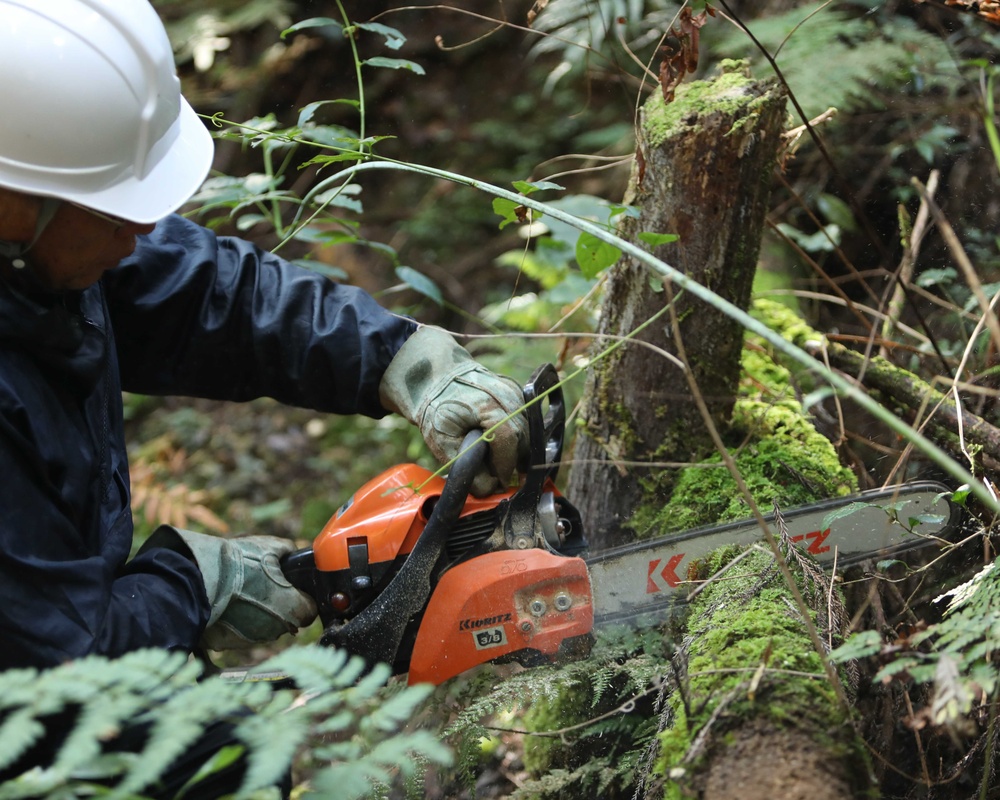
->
[[0, 260, 108, 391]]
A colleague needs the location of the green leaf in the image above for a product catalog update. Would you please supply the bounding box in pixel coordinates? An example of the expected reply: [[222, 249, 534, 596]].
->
[[512, 180, 565, 195], [301, 152, 369, 169], [235, 214, 267, 232], [290, 227, 360, 246], [776, 222, 841, 253], [314, 185, 363, 214], [575, 233, 620, 279], [821, 501, 872, 531], [395, 266, 443, 306], [637, 232, 679, 247], [908, 513, 945, 528], [915, 267, 957, 289], [292, 258, 349, 281], [282, 18, 342, 39], [355, 22, 407, 50], [493, 197, 525, 230], [363, 57, 426, 75], [176, 745, 245, 799], [949, 484, 971, 506], [298, 100, 360, 128], [816, 193, 857, 232]]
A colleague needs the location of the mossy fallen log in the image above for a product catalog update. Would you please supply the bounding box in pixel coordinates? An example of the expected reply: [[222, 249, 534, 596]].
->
[[755, 297, 1000, 475], [657, 543, 873, 800]]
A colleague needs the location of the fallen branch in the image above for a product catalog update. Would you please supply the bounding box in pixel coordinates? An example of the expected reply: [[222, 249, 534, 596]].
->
[[810, 339, 1000, 474]]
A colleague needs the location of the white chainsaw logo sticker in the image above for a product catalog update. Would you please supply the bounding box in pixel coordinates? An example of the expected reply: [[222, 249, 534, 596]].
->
[[472, 627, 508, 650]]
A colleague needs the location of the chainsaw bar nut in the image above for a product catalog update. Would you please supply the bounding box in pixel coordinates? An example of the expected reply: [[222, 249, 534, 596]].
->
[[554, 593, 572, 611], [529, 598, 547, 617]]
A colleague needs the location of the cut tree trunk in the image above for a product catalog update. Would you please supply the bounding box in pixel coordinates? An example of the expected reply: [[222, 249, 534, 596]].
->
[[566, 63, 787, 551]]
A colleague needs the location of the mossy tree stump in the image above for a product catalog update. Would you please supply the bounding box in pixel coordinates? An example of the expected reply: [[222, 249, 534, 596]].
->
[[567, 64, 787, 551]]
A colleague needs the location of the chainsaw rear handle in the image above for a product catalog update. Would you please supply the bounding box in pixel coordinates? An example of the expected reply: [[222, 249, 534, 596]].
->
[[317, 430, 487, 668]]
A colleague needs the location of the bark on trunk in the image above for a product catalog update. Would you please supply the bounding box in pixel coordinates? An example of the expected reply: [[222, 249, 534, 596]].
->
[[566, 64, 787, 551]]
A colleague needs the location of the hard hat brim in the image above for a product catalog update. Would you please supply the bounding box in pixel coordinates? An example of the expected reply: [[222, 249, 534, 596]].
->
[[59, 97, 214, 225]]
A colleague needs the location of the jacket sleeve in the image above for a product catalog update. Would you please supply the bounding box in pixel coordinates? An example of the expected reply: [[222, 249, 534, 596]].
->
[[102, 215, 417, 415], [0, 415, 209, 670]]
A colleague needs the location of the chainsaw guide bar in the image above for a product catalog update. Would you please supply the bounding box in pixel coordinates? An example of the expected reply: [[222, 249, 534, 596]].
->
[[586, 481, 957, 628]]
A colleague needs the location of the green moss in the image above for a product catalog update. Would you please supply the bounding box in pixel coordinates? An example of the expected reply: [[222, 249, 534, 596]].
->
[[654, 549, 865, 795], [642, 62, 763, 148], [751, 296, 824, 351], [631, 298, 857, 538]]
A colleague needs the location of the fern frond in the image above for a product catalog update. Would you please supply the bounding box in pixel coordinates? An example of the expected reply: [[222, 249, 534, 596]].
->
[[707, 2, 957, 118], [363, 683, 434, 734], [235, 707, 309, 795], [0, 646, 449, 800], [0, 709, 45, 772], [112, 679, 263, 797]]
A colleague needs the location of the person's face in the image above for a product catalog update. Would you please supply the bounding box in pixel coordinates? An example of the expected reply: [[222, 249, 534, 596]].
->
[[28, 203, 157, 291]]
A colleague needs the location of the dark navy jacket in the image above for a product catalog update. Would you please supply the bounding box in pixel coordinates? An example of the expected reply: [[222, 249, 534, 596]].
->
[[0, 215, 416, 669]]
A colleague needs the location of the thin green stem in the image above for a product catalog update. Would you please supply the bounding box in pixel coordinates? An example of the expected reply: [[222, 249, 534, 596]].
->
[[335, 0, 366, 144], [261, 146, 287, 238], [983, 68, 1000, 180]]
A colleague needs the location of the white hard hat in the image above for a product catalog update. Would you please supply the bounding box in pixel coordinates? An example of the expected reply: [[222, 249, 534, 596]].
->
[[0, 0, 214, 224]]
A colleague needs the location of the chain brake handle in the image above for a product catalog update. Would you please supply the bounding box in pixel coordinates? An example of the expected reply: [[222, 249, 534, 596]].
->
[[524, 363, 565, 482], [501, 363, 564, 549]]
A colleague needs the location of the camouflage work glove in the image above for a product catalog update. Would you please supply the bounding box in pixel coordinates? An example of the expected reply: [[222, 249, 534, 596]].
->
[[141, 526, 317, 651], [379, 326, 529, 497]]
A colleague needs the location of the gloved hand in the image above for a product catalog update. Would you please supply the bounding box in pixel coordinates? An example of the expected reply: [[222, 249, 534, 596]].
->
[[379, 325, 529, 497], [140, 526, 317, 651]]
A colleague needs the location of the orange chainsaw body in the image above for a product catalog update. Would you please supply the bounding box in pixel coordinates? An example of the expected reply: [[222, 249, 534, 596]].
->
[[312, 463, 515, 575], [302, 459, 590, 683], [280, 363, 591, 685], [409, 549, 592, 685]]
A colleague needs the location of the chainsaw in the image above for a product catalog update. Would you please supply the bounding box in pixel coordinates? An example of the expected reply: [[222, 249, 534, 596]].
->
[[259, 364, 959, 686]]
